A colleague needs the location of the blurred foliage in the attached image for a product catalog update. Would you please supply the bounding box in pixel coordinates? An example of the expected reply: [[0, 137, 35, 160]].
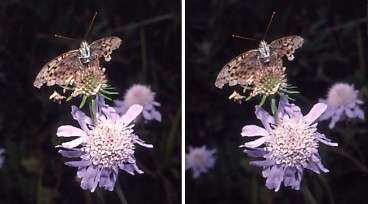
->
[[186, 0, 367, 203], [0, 0, 180, 203]]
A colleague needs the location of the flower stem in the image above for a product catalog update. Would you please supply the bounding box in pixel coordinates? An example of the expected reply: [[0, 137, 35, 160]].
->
[[90, 97, 97, 124], [301, 183, 318, 204], [270, 95, 280, 123], [115, 182, 129, 204]]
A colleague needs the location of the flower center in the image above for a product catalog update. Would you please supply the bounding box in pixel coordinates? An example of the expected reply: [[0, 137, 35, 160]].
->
[[267, 118, 318, 167], [124, 85, 154, 107], [189, 150, 210, 167], [84, 119, 135, 168], [251, 66, 288, 97], [72, 66, 108, 97], [327, 83, 357, 107]]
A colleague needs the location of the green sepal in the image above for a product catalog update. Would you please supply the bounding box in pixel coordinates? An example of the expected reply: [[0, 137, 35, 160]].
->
[[101, 89, 119, 95], [259, 95, 267, 107], [66, 95, 73, 101], [79, 95, 88, 108], [98, 92, 112, 101], [271, 97, 277, 116]]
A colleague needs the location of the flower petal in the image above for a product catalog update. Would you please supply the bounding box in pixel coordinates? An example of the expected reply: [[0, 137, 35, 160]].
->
[[243, 136, 267, 148], [264, 165, 284, 192], [255, 106, 275, 131], [58, 149, 85, 158], [61, 137, 86, 148], [121, 104, 143, 125], [244, 148, 267, 157], [153, 111, 162, 122], [241, 125, 269, 137], [71, 106, 92, 131], [66, 160, 92, 167], [250, 160, 274, 167], [304, 103, 327, 125], [57, 125, 86, 137], [98, 168, 117, 191], [78, 165, 100, 192]]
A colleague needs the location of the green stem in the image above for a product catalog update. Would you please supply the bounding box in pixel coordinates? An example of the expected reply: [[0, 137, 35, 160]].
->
[[115, 182, 129, 204], [301, 183, 318, 204], [317, 174, 336, 204], [270, 95, 280, 124], [89, 96, 97, 124]]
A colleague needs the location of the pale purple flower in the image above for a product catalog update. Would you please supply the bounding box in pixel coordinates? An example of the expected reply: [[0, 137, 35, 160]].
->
[[319, 83, 364, 129], [240, 97, 338, 192], [185, 145, 217, 178], [0, 148, 4, 168], [115, 84, 161, 122], [57, 96, 153, 192]]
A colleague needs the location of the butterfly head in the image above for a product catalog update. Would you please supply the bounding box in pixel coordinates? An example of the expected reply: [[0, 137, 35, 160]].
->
[[79, 41, 91, 64], [258, 40, 271, 63]]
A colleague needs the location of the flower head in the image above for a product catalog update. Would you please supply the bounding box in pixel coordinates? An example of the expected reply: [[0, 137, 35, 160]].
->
[[227, 66, 298, 104], [249, 66, 289, 97], [0, 148, 5, 168], [185, 145, 217, 178], [319, 83, 364, 129], [71, 65, 109, 98], [115, 84, 161, 122], [56, 96, 153, 192], [240, 97, 337, 191]]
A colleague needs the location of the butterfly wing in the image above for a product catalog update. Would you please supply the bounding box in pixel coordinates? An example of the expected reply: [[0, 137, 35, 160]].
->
[[90, 36, 122, 62], [34, 50, 80, 88], [269, 35, 304, 61], [215, 49, 261, 88]]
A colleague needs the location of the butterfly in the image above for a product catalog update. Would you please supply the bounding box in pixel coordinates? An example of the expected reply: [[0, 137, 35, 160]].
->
[[215, 35, 304, 89], [34, 36, 122, 88]]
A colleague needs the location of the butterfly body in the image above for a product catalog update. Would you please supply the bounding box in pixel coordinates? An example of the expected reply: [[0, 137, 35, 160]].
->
[[215, 35, 304, 89], [258, 40, 271, 64], [34, 36, 122, 88], [79, 41, 92, 64]]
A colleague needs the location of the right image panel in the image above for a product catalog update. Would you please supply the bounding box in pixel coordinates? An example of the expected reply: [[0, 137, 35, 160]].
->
[[186, 1, 367, 203]]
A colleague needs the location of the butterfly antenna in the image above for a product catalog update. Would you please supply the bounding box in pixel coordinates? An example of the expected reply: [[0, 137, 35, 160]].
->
[[232, 35, 258, 42], [54, 34, 78, 42], [84, 12, 98, 39], [263, 11, 276, 40]]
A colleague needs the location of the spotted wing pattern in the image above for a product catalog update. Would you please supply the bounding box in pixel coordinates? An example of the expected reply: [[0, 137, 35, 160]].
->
[[215, 35, 303, 89], [34, 50, 80, 88], [90, 36, 122, 62], [215, 50, 259, 88], [269, 35, 304, 61], [34, 36, 122, 88]]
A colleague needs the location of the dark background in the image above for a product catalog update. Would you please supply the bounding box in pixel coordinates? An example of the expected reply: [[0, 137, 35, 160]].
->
[[0, 0, 181, 203], [186, 0, 368, 203]]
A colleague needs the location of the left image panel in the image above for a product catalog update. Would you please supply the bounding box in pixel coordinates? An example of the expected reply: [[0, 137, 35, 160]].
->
[[0, 1, 181, 203]]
